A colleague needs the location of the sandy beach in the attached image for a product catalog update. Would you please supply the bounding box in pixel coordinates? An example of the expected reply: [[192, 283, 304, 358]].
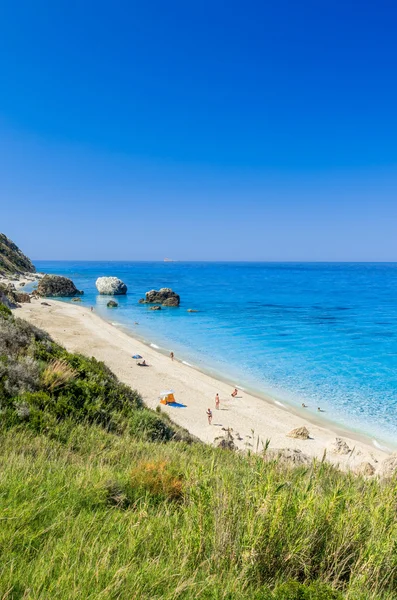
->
[[16, 298, 390, 471]]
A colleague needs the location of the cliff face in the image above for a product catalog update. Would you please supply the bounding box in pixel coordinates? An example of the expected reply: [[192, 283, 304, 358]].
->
[[0, 234, 36, 276]]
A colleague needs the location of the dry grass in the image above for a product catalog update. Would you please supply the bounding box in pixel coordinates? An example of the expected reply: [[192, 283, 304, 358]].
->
[[42, 358, 76, 391]]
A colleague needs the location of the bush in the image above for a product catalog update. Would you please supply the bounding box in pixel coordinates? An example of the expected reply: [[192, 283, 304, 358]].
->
[[0, 303, 12, 317], [129, 410, 175, 442], [129, 459, 184, 503], [273, 581, 343, 600]]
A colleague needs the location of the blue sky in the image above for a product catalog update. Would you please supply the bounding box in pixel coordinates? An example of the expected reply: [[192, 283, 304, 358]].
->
[[1, 1, 396, 261]]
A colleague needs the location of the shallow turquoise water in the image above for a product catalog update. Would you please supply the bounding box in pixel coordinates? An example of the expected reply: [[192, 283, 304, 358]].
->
[[35, 261, 397, 446]]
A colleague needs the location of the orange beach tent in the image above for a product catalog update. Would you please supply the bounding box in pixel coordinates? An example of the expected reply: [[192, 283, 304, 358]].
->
[[159, 390, 175, 405]]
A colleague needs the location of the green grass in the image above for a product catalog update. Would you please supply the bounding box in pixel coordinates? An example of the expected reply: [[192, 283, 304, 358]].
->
[[0, 425, 396, 599], [0, 309, 396, 598]]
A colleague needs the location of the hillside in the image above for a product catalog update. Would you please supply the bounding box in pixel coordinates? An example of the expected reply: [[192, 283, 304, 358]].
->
[[0, 233, 36, 276], [0, 304, 396, 599]]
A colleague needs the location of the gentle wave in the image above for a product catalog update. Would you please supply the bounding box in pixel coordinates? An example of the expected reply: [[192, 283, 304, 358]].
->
[[274, 400, 286, 408]]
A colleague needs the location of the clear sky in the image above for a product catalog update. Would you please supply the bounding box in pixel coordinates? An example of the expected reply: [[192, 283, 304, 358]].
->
[[1, 1, 396, 261]]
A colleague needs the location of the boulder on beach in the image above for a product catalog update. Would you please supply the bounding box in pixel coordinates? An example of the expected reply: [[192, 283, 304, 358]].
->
[[0, 283, 30, 307], [264, 448, 311, 466], [107, 300, 118, 308], [139, 288, 180, 306], [329, 437, 352, 455], [287, 426, 310, 440], [0, 284, 18, 309], [96, 277, 127, 295], [379, 453, 397, 478], [354, 462, 375, 477], [216, 429, 236, 451], [37, 275, 83, 298], [15, 291, 30, 303]]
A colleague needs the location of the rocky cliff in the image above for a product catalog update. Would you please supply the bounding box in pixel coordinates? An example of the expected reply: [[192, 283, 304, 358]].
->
[[0, 233, 36, 277]]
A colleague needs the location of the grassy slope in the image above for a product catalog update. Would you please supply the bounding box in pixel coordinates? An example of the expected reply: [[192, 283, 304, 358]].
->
[[0, 305, 396, 599]]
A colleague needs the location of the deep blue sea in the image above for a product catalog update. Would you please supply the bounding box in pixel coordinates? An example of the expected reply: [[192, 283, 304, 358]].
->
[[35, 261, 397, 447]]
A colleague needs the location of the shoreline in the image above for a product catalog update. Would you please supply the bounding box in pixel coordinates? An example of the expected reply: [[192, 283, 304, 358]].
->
[[109, 317, 394, 453], [15, 298, 392, 471]]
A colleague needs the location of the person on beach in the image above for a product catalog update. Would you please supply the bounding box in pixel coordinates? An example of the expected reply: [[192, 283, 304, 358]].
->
[[231, 388, 238, 397], [170, 351, 174, 361], [206, 408, 213, 424], [215, 393, 220, 410], [90, 306, 93, 312], [302, 403, 307, 408]]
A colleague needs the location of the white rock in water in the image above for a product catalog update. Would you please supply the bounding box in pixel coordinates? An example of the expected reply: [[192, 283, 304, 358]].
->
[[95, 277, 127, 295]]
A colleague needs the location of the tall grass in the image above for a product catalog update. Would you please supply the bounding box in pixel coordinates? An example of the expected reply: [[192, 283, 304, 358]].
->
[[0, 425, 396, 599]]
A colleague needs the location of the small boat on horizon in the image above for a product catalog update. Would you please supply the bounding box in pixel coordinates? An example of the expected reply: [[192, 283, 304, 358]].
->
[[164, 258, 175, 262]]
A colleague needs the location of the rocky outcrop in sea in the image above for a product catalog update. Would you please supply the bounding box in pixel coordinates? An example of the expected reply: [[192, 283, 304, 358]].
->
[[96, 277, 127, 295], [36, 275, 84, 297], [139, 288, 180, 307]]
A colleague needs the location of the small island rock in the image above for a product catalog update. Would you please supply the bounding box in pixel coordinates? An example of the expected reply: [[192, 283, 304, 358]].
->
[[139, 288, 180, 306], [96, 277, 127, 295], [150, 305, 162, 310], [107, 300, 118, 308]]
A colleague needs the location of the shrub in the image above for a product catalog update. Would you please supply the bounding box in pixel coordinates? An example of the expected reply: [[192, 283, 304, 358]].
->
[[273, 580, 342, 600], [0, 303, 12, 317], [129, 410, 175, 442], [129, 459, 184, 503], [3, 356, 41, 396]]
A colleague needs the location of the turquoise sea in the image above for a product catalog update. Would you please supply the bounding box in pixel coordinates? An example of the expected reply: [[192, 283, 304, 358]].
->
[[35, 261, 397, 448]]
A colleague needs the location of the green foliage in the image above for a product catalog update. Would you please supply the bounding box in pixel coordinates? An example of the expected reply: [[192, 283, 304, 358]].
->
[[0, 428, 396, 599], [129, 409, 175, 441], [0, 302, 12, 317], [273, 580, 343, 599], [0, 310, 152, 431]]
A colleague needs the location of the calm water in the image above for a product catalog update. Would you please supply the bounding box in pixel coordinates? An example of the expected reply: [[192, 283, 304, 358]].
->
[[35, 261, 397, 446]]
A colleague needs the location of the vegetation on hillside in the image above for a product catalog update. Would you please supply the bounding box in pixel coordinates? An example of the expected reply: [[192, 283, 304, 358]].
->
[[0, 306, 396, 599], [0, 232, 36, 276]]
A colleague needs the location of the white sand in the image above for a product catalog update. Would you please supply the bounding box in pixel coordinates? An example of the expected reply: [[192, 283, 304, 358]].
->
[[16, 299, 390, 471]]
